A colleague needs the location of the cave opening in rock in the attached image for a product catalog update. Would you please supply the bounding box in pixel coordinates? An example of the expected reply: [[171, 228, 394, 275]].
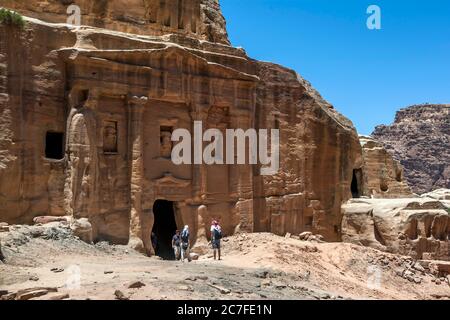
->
[[152, 200, 178, 260], [351, 169, 362, 198], [395, 170, 403, 182], [45, 131, 64, 160], [380, 181, 389, 192]]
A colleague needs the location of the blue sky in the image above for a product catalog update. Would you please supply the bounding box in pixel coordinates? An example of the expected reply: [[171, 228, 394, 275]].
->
[[221, 0, 450, 134]]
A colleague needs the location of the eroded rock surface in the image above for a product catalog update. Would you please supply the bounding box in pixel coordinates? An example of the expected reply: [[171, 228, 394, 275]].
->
[[357, 136, 413, 198], [0, 0, 230, 44], [342, 193, 450, 260], [372, 104, 450, 194]]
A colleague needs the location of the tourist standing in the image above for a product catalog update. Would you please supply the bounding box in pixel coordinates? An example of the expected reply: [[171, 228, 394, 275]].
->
[[180, 225, 191, 262], [210, 220, 223, 260], [172, 230, 181, 260]]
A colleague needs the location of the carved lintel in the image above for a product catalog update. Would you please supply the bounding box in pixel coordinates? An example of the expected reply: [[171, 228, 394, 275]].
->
[[154, 173, 191, 188], [153, 173, 191, 200]]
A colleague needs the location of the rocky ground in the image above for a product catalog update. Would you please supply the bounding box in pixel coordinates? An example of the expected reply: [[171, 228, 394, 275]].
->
[[1, 224, 449, 300]]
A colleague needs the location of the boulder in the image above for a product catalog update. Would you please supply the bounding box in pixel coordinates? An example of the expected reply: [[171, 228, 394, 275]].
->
[[114, 290, 129, 301], [33, 216, 68, 225], [298, 232, 324, 243], [299, 232, 312, 241], [342, 197, 450, 260], [70, 218, 93, 244], [127, 281, 146, 289], [48, 293, 70, 300], [189, 253, 200, 261], [8, 287, 58, 300], [428, 261, 450, 277]]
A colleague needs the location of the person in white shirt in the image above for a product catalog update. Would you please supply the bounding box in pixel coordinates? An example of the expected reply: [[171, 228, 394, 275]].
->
[[180, 225, 191, 262]]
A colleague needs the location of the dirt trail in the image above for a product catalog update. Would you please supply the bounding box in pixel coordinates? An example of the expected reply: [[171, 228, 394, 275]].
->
[[1, 225, 449, 300]]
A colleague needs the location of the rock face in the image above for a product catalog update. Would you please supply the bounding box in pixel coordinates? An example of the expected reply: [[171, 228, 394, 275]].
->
[[0, 0, 230, 45], [372, 104, 450, 194], [342, 192, 450, 260], [356, 136, 413, 199], [0, 1, 362, 254]]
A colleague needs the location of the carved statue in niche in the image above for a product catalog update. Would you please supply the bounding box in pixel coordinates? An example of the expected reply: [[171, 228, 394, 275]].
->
[[160, 127, 173, 158], [103, 121, 118, 153], [67, 113, 92, 218]]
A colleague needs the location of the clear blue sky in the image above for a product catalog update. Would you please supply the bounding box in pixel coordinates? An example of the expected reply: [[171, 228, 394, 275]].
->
[[221, 0, 450, 134]]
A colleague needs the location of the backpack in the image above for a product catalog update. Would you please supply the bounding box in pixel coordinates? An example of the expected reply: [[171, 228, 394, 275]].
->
[[181, 229, 189, 243], [213, 227, 222, 240], [173, 235, 180, 247]]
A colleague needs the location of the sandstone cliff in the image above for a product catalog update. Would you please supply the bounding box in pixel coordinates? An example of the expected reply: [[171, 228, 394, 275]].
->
[[372, 104, 450, 194], [0, 1, 362, 254], [0, 0, 230, 44]]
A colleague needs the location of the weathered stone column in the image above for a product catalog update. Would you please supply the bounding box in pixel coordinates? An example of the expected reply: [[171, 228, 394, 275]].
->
[[190, 110, 208, 203], [196, 205, 209, 244], [127, 95, 148, 254]]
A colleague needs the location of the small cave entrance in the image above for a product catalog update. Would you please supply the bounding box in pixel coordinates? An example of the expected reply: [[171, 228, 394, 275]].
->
[[152, 200, 178, 260], [380, 181, 389, 192], [351, 169, 363, 198], [45, 132, 64, 160], [395, 170, 403, 182]]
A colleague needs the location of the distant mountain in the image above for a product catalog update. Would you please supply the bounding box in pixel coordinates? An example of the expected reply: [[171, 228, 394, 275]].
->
[[372, 104, 450, 194]]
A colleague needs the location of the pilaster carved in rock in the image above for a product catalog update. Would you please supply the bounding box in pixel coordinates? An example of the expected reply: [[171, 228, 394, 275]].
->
[[127, 95, 148, 254]]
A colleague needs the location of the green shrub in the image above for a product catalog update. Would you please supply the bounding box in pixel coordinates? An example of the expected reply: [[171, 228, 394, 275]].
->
[[0, 8, 25, 28]]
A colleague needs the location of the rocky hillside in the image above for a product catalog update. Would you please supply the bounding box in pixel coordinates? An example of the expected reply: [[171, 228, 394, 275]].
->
[[372, 104, 450, 194]]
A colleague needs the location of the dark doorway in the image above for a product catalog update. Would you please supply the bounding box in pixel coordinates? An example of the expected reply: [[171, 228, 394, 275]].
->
[[45, 132, 64, 160], [351, 169, 362, 198], [152, 200, 178, 260]]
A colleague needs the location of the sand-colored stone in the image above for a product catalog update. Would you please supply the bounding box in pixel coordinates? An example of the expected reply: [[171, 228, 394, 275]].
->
[[357, 136, 413, 199], [0, 1, 362, 255], [0, 0, 230, 45], [342, 195, 450, 260]]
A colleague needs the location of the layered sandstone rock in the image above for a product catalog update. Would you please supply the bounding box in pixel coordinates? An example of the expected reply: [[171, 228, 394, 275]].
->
[[0, 1, 361, 254], [357, 135, 413, 198], [342, 195, 450, 260], [252, 63, 362, 240], [372, 104, 450, 194], [0, 0, 230, 45], [422, 189, 450, 202]]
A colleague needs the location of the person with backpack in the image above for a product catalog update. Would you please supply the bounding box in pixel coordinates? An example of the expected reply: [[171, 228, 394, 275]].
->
[[180, 225, 191, 262], [171, 230, 181, 260], [210, 220, 223, 260]]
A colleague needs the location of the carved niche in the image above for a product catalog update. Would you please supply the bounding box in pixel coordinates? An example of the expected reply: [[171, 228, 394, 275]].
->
[[103, 121, 118, 153]]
